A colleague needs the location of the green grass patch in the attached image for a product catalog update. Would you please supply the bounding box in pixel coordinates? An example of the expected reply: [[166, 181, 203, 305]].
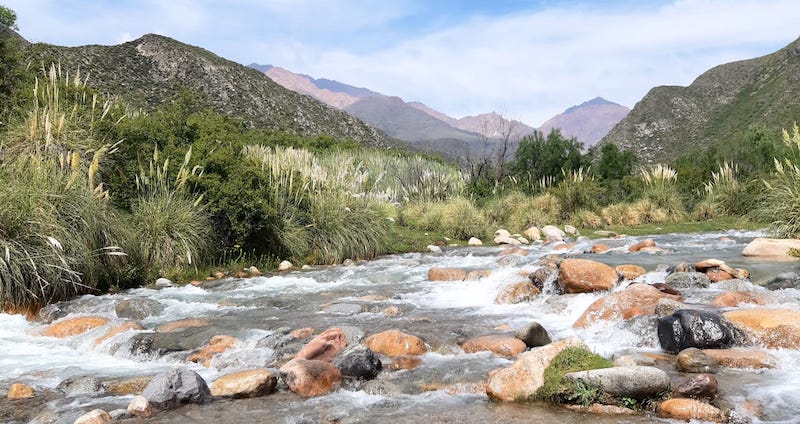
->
[[536, 347, 613, 405], [596, 216, 763, 237]]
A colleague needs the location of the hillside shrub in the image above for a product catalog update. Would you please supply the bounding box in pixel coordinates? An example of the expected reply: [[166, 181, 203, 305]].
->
[[757, 123, 800, 237]]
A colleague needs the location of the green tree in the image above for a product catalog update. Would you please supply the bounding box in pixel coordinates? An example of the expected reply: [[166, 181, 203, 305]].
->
[[0, 4, 22, 124], [597, 143, 637, 181], [511, 129, 587, 190]]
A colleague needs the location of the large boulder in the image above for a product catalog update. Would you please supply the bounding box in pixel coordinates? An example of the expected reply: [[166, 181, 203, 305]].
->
[[657, 309, 746, 353], [115, 298, 164, 320], [363, 330, 427, 356], [557, 259, 619, 294], [723, 308, 800, 349], [462, 335, 527, 358], [142, 368, 211, 410], [209, 369, 277, 398], [657, 398, 725, 422], [564, 365, 670, 399], [485, 337, 585, 402], [295, 327, 347, 362], [41, 316, 109, 338], [741, 238, 800, 259], [279, 359, 342, 397], [514, 322, 552, 348], [574, 283, 681, 328], [332, 344, 382, 380]]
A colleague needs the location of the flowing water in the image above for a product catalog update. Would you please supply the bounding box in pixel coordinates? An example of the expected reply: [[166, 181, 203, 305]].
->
[[1, 230, 799, 423]]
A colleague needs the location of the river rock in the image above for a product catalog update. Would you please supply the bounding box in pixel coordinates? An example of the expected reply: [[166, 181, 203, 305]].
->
[[701, 348, 777, 369], [211, 347, 277, 372], [530, 266, 558, 291], [665, 271, 711, 288], [321, 302, 365, 315], [499, 247, 529, 256], [279, 358, 342, 396], [657, 309, 746, 353], [156, 318, 211, 333], [462, 335, 527, 358], [187, 335, 238, 367], [210, 369, 277, 398], [541, 225, 565, 242], [655, 298, 686, 318], [674, 373, 718, 400], [628, 239, 655, 252], [495, 235, 522, 246], [7, 383, 34, 399], [142, 368, 211, 409], [468, 237, 483, 246], [694, 259, 726, 271], [574, 283, 680, 328], [566, 403, 636, 415], [657, 398, 725, 422], [428, 267, 467, 281], [41, 316, 109, 338], [711, 291, 773, 308], [333, 344, 382, 380], [495, 280, 540, 304], [57, 376, 102, 395], [524, 226, 541, 241], [93, 322, 143, 347], [485, 336, 585, 402], [590, 243, 610, 254], [74, 409, 112, 424], [115, 298, 164, 320], [154, 277, 173, 288], [296, 327, 347, 362], [339, 326, 366, 345], [427, 245, 442, 253], [564, 365, 670, 398], [127, 395, 153, 417], [741, 237, 800, 258], [257, 330, 294, 350], [278, 260, 293, 271], [515, 322, 552, 348], [763, 272, 800, 290], [557, 259, 619, 293], [290, 327, 315, 339], [675, 348, 718, 373], [706, 269, 733, 282], [616, 264, 646, 280], [363, 330, 427, 356], [467, 269, 493, 280], [564, 225, 578, 235], [389, 355, 422, 370], [723, 308, 800, 349], [104, 376, 152, 395]]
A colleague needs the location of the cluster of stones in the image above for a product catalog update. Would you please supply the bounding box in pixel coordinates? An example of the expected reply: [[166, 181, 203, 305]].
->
[[7, 235, 799, 423]]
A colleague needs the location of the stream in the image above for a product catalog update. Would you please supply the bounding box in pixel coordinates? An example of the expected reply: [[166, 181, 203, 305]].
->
[[1, 230, 799, 423]]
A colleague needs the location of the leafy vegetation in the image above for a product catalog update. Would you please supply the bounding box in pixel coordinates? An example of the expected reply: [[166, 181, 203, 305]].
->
[[536, 347, 613, 405]]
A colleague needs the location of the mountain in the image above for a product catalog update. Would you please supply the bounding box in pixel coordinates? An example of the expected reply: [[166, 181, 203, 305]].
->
[[407, 101, 459, 127], [456, 112, 537, 140], [265, 66, 360, 109], [24, 35, 389, 147], [601, 36, 800, 163], [539, 97, 629, 149]]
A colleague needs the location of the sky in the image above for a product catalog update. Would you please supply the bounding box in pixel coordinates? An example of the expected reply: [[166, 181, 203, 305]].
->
[[5, 0, 800, 126]]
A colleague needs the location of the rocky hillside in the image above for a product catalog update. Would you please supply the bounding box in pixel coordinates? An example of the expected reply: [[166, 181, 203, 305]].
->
[[601, 36, 800, 163], [25, 34, 389, 147], [539, 98, 629, 149]]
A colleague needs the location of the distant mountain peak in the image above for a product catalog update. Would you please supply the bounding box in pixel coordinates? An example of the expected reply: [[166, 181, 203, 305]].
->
[[563, 97, 621, 114], [539, 98, 630, 148]]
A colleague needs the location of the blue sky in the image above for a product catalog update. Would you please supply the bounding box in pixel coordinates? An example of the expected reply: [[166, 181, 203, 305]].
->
[[5, 0, 800, 125]]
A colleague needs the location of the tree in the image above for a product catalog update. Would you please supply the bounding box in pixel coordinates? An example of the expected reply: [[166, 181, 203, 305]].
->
[[597, 143, 636, 181], [511, 128, 586, 189], [0, 4, 21, 123], [0, 5, 17, 30]]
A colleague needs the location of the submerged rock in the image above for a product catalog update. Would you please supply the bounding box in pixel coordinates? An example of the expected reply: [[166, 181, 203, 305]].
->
[[428, 267, 467, 281], [462, 335, 527, 358], [673, 373, 718, 400], [701, 348, 778, 369], [142, 368, 211, 409], [675, 347, 718, 373], [657, 309, 746, 353], [665, 271, 710, 288], [115, 298, 164, 320], [495, 280, 540, 304], [574, 283, 680, 328], [628, 239, 656, 252], [41, 316, 109, 338]]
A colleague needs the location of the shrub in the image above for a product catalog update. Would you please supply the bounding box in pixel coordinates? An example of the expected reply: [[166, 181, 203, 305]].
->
[[551, 167, 600, 219], [757, 123, 800, 237], [629, 199, 668, 224], [702, 162, 745, 216], [639, 165, 685, 221], [571, 209, 604, 229], [438, 197, 489, 240]]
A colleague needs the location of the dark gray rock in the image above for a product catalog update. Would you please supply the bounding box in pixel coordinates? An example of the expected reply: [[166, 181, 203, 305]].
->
[[564, 365, 670, 399], [676, 347, 718, 373], [530, 266, 558, 292], [339, 326, 366, 345], [657, 309, 747, 353], [333, 345, 381, 380], [256, 332, 294, 350], [126, 327, 216, 357], [665, 272, 710, 289], [763, 272, 800, 290], [674, 373, 718, 400], [142, 368, 211, 410], [115, 298, 164, 320], [514, 322, 552, 348]]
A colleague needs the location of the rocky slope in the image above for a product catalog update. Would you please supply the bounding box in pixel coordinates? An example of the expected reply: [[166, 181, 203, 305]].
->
[[539, 98, 629, 149], [25, 34, 389, 147], [600, 36, 800, 163]]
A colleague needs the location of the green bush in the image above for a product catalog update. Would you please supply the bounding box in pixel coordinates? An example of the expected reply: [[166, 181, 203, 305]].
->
[[536, 347, 613, 405], [757, 123, 800, 237], [639, 165, 685, 221], [551, 167, 600, 219]]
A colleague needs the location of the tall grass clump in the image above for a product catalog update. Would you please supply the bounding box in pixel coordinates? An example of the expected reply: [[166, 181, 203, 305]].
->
[[551, 167, 600, 220], [130, 146, 213, 276], [757, 123, 800, 237], [639, 164, 685, 221], [400, 197, 488, 240], [0, 65, 130, 309], [702, 162, 744, 216]]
